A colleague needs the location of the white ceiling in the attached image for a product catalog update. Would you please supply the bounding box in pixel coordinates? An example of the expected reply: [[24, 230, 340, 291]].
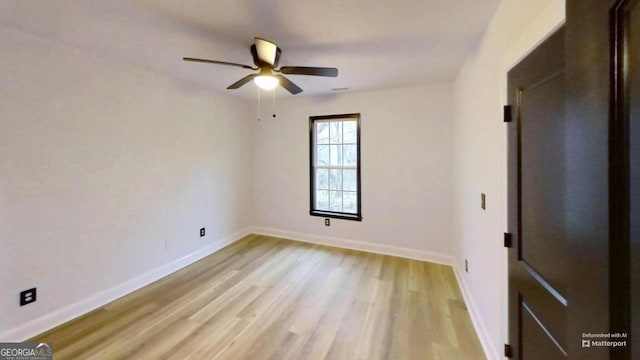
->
[[0, 0, 501, 97]]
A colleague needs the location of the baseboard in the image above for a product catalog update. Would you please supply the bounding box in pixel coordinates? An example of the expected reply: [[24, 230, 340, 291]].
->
[[452, 263, 500, 360], [0, 227, 251, 342], [250, 226, 454, 266]]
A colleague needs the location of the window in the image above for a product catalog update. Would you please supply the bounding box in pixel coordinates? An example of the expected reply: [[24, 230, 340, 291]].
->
[[309, 113, 361, 221]]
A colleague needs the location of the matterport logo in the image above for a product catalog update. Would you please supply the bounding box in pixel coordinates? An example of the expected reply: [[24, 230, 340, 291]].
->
[[0, 342, 52, 360], [581, 332, 628, 349]]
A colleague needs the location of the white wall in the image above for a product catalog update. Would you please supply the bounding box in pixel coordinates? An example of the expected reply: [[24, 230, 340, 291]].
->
[[0, 26, 254, 340], [451, 0, 565, 358], [252, 84, 454, 260]]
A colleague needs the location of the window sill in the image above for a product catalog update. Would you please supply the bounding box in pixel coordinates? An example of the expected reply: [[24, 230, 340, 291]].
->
[[310, 210, 362, 222]]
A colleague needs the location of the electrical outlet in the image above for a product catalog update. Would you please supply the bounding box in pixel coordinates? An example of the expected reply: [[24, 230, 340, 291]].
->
[[324, 218, 330, 226], [20, 288, 37, 306], [481, 193, 486, 210], [200, 228, 205, 237], [465, 259, 469, 273]]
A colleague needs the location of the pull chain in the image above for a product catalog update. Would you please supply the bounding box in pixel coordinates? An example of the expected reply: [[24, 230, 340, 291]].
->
[[257, 88, 261, 121], [257, 88, 278, 120], [272, 89, 276, 118]]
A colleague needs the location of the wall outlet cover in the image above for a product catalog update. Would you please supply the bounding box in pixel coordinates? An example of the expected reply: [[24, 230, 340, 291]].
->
[[20, 288, 37, 306], [200, 228, 205, 237]]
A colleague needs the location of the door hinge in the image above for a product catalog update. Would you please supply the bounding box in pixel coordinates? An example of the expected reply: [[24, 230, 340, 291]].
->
[[504, 233, 513, 248], [504, 343, 513, 358], [504, 105, 513, 123]]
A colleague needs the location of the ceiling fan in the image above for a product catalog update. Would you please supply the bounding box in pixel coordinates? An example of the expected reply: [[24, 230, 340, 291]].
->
[[183, 37, 338, 95]]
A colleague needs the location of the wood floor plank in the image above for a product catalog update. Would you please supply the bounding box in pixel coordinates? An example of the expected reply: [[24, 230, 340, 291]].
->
[[29, 234, 486, 359]]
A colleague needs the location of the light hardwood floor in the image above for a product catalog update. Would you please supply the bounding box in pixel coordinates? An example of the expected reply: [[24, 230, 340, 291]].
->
[[30, 234, 486, 359]]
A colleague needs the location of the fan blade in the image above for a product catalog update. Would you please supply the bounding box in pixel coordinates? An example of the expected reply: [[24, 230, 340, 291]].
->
[[183, 57, 256, 70], [279, 66, 338, 77], [227, 74, 258, 89], [255, 37, 278, 66], [275, 75, 303, 94]]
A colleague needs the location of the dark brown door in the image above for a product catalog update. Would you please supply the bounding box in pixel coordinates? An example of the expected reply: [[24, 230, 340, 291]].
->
[[507, 28, 568, 359], [508, 1, 637, 359]]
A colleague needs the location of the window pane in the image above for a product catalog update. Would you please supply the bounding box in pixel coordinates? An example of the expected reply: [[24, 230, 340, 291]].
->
[[343, 191, 357, 213], [330, 190, 342, 211], [317, 122, 330, 144], [343, 121, 357, 144], [344, 145, 357, 166], [329, 122, 342, 144], [316, 169, 329, 190], [330, 145, 342, 166], [343, 169, 357, 191], [329, 169, 342, 190], [316, 190, 329, 210], [317, 145, 329, 166]]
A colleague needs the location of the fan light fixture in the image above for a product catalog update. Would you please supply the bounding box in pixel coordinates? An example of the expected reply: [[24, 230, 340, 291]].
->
[[254, 75, 279, 90]]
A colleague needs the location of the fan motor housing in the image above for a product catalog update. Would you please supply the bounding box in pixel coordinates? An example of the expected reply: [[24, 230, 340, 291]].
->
[[251, 44, 281, 68]]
